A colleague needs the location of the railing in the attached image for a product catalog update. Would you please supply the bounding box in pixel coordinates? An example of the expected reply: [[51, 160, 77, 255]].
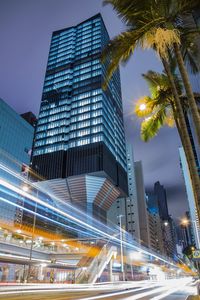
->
[[76, 244, 117, 284], [0, 233, 86, 255]]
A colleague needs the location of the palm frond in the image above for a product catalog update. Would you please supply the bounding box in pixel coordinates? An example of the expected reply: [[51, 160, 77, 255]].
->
[[141, 28, 181, 59], [140, 108, 166, 142], [101, 31, 137, 89]]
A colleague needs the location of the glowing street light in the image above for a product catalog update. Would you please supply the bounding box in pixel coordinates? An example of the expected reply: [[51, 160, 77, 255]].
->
[[181, 218, 200, 249], [22, 185, 29, 192], [181, 218, 189, 226], [164, 221, 169, 227], [139, 103, 146, 111]]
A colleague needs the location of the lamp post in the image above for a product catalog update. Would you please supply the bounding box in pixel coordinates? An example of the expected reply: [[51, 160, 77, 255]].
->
[[117, 214, 125, 281], [26, 187, 38, 283]]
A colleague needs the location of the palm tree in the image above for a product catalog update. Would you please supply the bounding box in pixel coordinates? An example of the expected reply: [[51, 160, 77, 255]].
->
[[102, 0, 200, 220], [102, 0, 200, 145], [134, 70, 200, 218]]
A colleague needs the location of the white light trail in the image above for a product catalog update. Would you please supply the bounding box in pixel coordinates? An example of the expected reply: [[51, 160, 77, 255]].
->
[[0, 175, 189, 270], [0, 195, 97, 238], [0, 162, 116, 234]]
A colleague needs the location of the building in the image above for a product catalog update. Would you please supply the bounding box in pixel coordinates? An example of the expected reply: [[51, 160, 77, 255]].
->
[[125, 145, 140, 241], [31, 14, 128, 222], [21, 112, 37, 127], [147, 211, 164, 254], [107, 144, 140, 242], [134, 161, 150, 247], [147, 183, 176, 258], [154, 181, 169, 221], [179, 147, 200, 248], [0, 98, 34, 225]]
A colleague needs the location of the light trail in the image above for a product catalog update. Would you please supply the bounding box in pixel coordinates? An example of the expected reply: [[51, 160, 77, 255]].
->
[[0, 167, 192, 272], [80, 278, 192, 300], [0, 281, 166, 296], [0, 195, 98, 239], [0, 162, 117, 235], [0, 252, 50, 264]]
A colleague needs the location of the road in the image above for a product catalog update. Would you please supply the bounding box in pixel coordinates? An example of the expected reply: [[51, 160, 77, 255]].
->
[[0, 278, 197, 300]]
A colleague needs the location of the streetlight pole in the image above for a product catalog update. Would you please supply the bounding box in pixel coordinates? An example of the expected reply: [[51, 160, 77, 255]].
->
[[118, 215, 125, 281], [27, 188, 38, 282]]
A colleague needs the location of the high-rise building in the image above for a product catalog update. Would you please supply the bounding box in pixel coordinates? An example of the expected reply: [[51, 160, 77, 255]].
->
[[154, 181, 169, 221], [31, 14, 128, 221], [179, 147, 200, 248], [0, 98, 34, 225], [125, 145, 140, 240], [107, 144, 140, 241], [147, 183, 176, 258], [134, 161, 150, 247], [147, 211, 164, 254]]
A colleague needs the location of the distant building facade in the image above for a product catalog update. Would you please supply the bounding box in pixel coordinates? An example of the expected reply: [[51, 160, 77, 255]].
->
[[179, 147, 200, 249], [108, 144, 140, 242], [134, 161, 150, 247], [0, 98, 34, 225], [147, 182, 176, 258]]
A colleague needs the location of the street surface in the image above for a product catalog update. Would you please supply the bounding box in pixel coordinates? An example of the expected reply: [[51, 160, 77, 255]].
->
[[0, 278, 197, 299]]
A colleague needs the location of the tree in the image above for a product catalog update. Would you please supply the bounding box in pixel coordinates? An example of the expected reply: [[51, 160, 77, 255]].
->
[[134, 70, 200, 217], [102, 0, 200, 220], [102, 0, 200, 144]]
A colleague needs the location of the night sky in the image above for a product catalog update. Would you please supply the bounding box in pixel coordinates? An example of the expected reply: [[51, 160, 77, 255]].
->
[[0, 0, 188, 219]]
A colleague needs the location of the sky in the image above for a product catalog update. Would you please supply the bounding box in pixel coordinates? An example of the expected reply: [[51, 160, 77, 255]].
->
[[0, 0, 189, 219]]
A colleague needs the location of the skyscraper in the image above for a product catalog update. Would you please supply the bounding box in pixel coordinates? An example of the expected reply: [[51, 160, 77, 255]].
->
[[134, 161, 150, 247], [107, 144, 140, 241], [32, 14, 128, 220], [154, 181, 169, 221], [179, 147, 200, 248]]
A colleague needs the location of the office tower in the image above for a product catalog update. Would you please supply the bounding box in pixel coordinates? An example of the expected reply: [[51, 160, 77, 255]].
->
[[31, 14, 128, 221], [125, 145, 140, 240], [0, 98, 34, 225], [146, 193, 164, 254], [108, 144, 140, 241], [134, 161, 150, 247], [154, 181, 169, 221], [163, 217, 177, 258], [179, 147, 200, 248], [147, 211, 164, 254], [148, 183, 176, 258]]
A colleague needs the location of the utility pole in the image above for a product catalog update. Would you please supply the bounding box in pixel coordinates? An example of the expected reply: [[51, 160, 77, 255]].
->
[[118, 214, 125, 281]]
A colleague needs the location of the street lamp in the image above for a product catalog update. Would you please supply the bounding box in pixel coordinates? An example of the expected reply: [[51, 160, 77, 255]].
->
[[22, 185, 29, 192], [117, 214, 125, 281], [139, 103, 146, 111], [27, 187, 38, 282]]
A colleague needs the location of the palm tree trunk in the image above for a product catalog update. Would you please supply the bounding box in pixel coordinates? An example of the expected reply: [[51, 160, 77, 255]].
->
[[173, 42, 200, 146], [162, 58, 200, 223]]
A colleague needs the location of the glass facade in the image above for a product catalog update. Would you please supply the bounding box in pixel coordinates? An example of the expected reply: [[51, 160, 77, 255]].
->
[[32, 14, 127, 194], [0, 98, 34, 225]]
